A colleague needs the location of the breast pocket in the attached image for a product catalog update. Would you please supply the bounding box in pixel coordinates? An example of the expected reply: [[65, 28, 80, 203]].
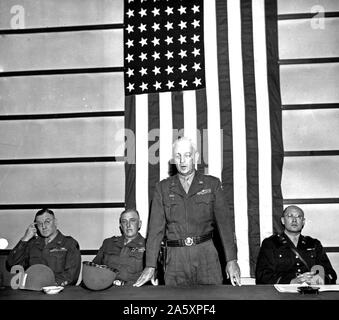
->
[[128, 249, 145, 260], [103, 247, 121, 266], [127, 249, 145, 274], [194, 193, 213, 205], [306, 248, 316, 261], [275, 249, 294, 271], [48, 251, 67, 273], [163, 197, 181, 219], [29, 248, 43, 265]]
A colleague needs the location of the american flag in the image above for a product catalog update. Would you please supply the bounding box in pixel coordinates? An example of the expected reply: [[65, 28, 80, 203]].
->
[[124, 0, 283, 278], [124, 0, 205, 95]]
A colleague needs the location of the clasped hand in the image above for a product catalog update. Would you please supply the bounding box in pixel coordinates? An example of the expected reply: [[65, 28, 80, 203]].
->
[[291, 271, 317, 285]]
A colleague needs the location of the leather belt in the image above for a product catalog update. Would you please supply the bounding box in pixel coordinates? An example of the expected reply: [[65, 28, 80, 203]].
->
[[165, 232, 213, 247]]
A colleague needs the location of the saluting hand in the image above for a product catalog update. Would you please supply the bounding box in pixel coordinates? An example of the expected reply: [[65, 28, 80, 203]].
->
[[21, 223, 38, 242]]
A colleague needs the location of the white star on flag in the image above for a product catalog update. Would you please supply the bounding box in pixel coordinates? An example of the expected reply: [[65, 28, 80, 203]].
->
[[139, 67, 148, 76], [126, 25, 134, 33], [152, 22, 160, 32], [178, 35, 186, 44], [139, 8, 147, 17], [125, 54, 134, 62], [127, 68, 134, 77], [165, 50, 174, 60], [139, 38, 147, 47], [139, 52, 147, 61], [192, 5, 200, 13], [165, 36, 173, 45], [178, 49, 187, 58], [193, 77, 202, 87], [166, 80, 174, 89], [152, 51, 160, 60], [139, 82, 148, 91], [179, 79, 188, 88], [179, 64, 187, 73], [178, 21, 187, 29], [192, 48, 200, 57], [138, 23, 147, 32], [191, 34, 200, 43], [165, 21, 173, 31], [165, 65, 174, 75], [152, 66, 161, 75], [126, 39, 134, 48], [192, 19, 200, 28], [192, 62, 201, 72], [126, 9, 134, 18], [151, 37, 160, 46], [153, 81, 162, 90], [152, 7, 160, 16], [178, 6, 186, 15], [127, 83, 134, 92], [165, 6, 173, 15]]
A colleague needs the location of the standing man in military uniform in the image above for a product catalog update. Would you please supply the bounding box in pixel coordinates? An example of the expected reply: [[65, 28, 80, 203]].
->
[[134, 137, 241, 287], [255, 205, 337, 284], [6, 208, 81, 286], [92, 209, 145, 285]]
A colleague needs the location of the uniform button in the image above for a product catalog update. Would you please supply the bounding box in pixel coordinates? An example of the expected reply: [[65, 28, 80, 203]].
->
[[295, 255, 298, 259], [279, 254, 282, 258], [297, 269, 301, 272], [297, 263, 300, 266]]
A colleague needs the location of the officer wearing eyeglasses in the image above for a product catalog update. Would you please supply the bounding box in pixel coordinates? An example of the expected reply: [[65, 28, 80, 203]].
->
[[6, 208, 81, 286], [255, 205, 337, 284]]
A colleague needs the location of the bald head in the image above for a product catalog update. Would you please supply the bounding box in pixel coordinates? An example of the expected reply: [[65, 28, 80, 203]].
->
[[282, 205, 304, 218], [281, 205, 305, 234]]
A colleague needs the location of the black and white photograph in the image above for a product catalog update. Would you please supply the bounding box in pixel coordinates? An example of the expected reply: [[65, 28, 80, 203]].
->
[[0, 0, 338, 317]]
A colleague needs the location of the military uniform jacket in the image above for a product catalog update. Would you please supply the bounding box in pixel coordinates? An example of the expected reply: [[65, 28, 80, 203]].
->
[[7, 231, 81, 285], [92, 233, 145, 285], [255, 233, 337, 284], [145, 171, 238, 267]]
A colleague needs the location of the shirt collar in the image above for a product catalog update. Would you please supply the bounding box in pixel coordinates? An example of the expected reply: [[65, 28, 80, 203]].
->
[[178, 170, 195, 184]]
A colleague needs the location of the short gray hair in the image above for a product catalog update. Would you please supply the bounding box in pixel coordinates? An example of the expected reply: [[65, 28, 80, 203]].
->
[[120, 208, 140, 222], [172, 136, 197, 153]]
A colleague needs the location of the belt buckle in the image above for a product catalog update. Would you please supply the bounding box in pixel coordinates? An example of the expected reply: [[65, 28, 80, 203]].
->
[[184, 237, 194, 246]]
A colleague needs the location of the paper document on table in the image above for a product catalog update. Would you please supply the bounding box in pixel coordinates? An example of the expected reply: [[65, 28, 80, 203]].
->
[[274, 284, 339, 293]]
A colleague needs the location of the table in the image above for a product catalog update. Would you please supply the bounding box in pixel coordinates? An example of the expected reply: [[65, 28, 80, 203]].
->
[[1, 284, 339, 300]]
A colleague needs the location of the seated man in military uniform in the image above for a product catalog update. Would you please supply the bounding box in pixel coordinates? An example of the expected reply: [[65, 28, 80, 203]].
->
[[255, 205, 337, 284], [92, 209, 145, 286], [6, 208, 81, 286]]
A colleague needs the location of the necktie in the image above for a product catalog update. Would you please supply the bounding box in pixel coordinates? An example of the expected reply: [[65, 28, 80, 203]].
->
[[182, 177, 190, 193]]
